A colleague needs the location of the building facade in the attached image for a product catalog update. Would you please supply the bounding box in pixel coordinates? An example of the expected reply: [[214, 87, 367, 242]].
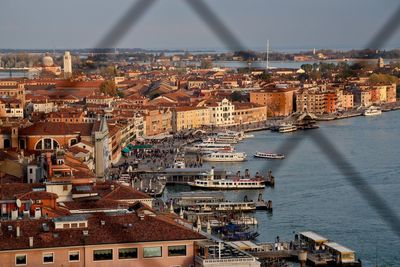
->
[[172, 107, 210, 132], [206, 98, 235, 126], [250, 86, 295, 117]]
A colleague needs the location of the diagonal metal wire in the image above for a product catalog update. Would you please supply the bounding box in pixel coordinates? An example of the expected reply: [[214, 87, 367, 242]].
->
[[311, 131, 400, 237], [269, 2, 400, 170], [89, 0, 400, 243], [185, 0, 247, 52], [95, 0, 157, 49], [366, 3, 400, 49]]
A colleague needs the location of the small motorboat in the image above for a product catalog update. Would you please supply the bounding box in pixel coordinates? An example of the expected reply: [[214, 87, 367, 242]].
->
[[254, 152, 285, 159]]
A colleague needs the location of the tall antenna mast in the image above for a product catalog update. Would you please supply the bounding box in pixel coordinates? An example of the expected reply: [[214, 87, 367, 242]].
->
[[266, 39, 270, 70]]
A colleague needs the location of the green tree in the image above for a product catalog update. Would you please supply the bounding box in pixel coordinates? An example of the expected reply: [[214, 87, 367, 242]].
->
[[200, 59, 212, 69], [258, 73, 272, 82], [300, 64, 313, 73], [99, 80, 117, 96], [99, 66, 117, 78], [230, 91, 244, 102], [368, 73, 398, 84]]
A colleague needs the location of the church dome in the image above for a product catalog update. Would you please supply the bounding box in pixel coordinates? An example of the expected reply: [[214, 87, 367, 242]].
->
[[42, 55, 54, 67]]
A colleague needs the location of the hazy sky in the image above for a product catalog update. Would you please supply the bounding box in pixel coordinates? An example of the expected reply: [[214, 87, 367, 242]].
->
[[1, 0, 400, 51]]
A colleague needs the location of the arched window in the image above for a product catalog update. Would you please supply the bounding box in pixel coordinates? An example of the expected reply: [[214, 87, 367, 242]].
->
[[44, 139, 52, 150], [35, 140, 43, 150], [53, 140, 59, 149], [34, 138, 60, 150]]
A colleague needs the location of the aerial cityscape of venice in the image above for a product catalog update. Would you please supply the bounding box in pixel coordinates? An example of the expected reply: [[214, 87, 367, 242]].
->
[[0, 0, 400, 266]]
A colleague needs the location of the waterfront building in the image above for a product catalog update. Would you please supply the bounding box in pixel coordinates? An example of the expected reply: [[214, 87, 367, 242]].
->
[[232, 102, 267, 126], [296, 87, 340, 114], [201, 98, 235, 127], [386, 83, 397, 103], [0, 212, 205, 267], [143, 107, 172, 136], [63, 51, 72, 79], [340, 91, 354, 110], [172, 106, 210, 132], [351, 83, 395, 107], [250, 85, 295, 117]]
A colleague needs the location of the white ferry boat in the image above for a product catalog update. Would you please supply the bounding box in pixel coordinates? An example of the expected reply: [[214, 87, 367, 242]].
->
[[279, 123, 298, 133], [203, 137, 237, 144], [231, 216, 258, 225], [254, 152, 285, 159], [186, 142, 233, 152], [364, 106, 382, 116], [187, 201, 257, 212], [214, 136, 238, 144], [188, 177, 265, 190], [210, 131, 244, 142], [203, 152, 247, 162]]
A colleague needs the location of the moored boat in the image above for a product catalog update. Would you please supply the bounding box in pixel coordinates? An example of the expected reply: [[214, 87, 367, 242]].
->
[[279, 123, 298, 133], [186, 141, 234, 152], [254, 151, 285, 159], [188, 168, 265, 190], [203, 151, 247, 162], [188, 178, 265, 190], [364, 106, 382, 116], [187, 202, 257, 212]]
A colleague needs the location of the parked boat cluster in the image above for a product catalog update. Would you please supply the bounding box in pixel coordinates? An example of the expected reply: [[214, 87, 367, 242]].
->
[[185, 130, 285, 164], [170, 192, 272, 241]]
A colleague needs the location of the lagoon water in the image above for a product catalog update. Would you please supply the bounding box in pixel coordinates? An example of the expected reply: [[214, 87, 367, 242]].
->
[[166, 111, 400, 266]]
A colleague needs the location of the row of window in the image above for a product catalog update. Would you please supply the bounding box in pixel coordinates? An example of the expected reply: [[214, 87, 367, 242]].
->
[[34, 138, 78, 150], [15, 245, 186, 266]]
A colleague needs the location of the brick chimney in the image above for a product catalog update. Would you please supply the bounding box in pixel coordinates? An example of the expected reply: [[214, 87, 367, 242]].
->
[[16, 224, 20, 238], [46, 153, 53, 177], [11, 127, 18, 149]]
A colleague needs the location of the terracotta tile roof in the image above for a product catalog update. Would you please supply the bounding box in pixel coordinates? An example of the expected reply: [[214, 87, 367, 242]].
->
[[0, 183, 46, 200], [67, 146, 90, 155], [0, 213, 205, 251], [0, 173, 23, 183], [99, 182, 152, 200], [62, 199, 127, 211], [0, 150, 20, 161], [19, 122, 94, 136]]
